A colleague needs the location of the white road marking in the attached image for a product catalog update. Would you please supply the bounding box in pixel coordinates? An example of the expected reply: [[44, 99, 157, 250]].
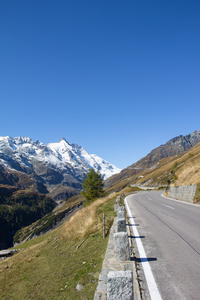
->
[[162, 204, 175, 210], [161, 193, 200, 208], [125, 196, 162, 300], [148, 198, 152, 200]]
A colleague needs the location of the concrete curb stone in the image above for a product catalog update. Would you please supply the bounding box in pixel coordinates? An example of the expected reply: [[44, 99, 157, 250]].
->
[[94, 217, 142, 300]]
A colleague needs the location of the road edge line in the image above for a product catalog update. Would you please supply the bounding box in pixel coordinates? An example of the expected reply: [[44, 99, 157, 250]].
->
[[125, 195, 162, 300]]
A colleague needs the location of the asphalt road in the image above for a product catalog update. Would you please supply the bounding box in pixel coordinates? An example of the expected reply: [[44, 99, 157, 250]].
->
[[125, 191, 200, 300]]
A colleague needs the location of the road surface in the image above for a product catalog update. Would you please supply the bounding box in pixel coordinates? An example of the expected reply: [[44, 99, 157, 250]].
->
[[125, 191, 200, 300]]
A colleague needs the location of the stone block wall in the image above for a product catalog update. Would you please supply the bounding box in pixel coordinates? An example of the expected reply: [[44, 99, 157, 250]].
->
[[168, 185, 197, 203]]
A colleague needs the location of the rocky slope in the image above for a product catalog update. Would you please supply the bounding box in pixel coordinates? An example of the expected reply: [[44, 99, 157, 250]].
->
[[0, 136, 121, 200], [105, 130, 200, 190], [130, 130, 200, 169]]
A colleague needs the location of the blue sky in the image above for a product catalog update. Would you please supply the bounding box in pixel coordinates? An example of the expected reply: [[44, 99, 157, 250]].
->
[[0, 0, 200, 169]]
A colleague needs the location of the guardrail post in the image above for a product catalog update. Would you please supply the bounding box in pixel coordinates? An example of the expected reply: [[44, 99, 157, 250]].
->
[[107, 270, 133, 300], [114, 232, 130, 261]]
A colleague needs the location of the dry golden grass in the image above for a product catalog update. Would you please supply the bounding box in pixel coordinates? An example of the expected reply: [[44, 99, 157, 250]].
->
[[60, 192, 117, 240], [134, 157, 176, 184], [175, 152, 200, 186], [116, 143, 200, 189]]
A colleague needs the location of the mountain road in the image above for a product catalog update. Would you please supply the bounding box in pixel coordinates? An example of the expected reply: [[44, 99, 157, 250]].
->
[[125, 191, 200, 300]]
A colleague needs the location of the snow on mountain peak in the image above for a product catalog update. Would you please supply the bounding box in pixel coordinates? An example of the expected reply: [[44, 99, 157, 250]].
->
[[90, 154, 121, 179], [58, 137, 68, 144], [0, 136, 34, 147], [13, 137, 33, 144], [0, 136, 121, 181]]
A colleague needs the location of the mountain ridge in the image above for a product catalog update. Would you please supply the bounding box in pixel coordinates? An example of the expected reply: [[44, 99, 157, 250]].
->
[[130, 130, 200, 169], [105, 130, 200, 190], [0, 136, 121, 200]]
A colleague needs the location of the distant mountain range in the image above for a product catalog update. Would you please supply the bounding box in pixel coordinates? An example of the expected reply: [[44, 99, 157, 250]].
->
[[0, 136, 121, 200], [105, 130, 200, 189], [1, 131, 199, 201]]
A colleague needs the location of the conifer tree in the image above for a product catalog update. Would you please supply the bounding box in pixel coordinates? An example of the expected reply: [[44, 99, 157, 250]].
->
[[82, 168, 104, 203]]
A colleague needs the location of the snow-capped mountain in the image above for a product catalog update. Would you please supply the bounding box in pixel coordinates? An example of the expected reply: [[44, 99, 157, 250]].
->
[[0, 136, 121, 200]]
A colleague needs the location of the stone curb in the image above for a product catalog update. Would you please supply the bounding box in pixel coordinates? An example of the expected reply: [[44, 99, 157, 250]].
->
[[94, 216, 142, 300]]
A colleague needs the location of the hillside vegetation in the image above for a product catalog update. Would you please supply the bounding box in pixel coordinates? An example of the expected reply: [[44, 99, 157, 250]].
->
[[0, 192, 117, 299], [13, 193, 85, 245], [106, 142, 200, 202], [171, 143, 200, 186], [0, 186, 56, 249]]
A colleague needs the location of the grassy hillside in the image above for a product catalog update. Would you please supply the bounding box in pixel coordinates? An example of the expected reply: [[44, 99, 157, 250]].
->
[[105, 142, 200, 201], [171, 143, 200, 186], [0, 193, 118, 299]]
